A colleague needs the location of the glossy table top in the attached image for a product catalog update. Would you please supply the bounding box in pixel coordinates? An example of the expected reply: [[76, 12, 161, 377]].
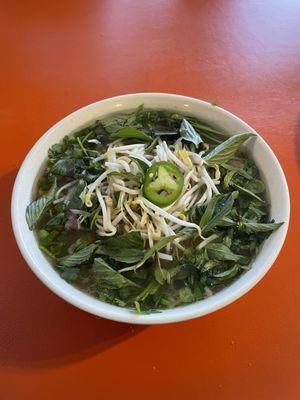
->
[[0, 1, 299, 399]]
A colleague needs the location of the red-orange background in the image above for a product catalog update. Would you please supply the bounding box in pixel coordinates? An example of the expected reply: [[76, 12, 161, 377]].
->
[[0, 1, 299, 399]]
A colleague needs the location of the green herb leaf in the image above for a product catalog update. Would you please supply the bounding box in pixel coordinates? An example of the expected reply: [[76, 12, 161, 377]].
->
[[179, 286, 195, 303], [218, 217, 236, 227], [51, 159, 77, 176], [66, 180, 87, 209], [26, 178, 57, 230], [154, 266, 171, 285], [179, 119, 202, 146], [203, 133, 255, 164], [137, 235, 178, 267], [135, 280, 160, 301], [244, 179, 265, 194], [93, 258, 139, 288], [106, 231, 143, 249], [26, 197, 50, 230], [233, 183, 265, 203], [59, 244, 97, 267], [45, 178, 57, 199], [68, 233, 95, 253], [186, 118, 228, 137], [110, 126, 152, 142], [101, 115, 127, 134], [213, 265, 240, 280], [46, 212, 66, 226], [100, 231, 144, 264], [240, 221, 283, 233], [202, 260, 221, 272], [224, 170, 238, 188], [206, 243, 248, 264], [58, 266, 80, 281], [200, 192, 237, 233]]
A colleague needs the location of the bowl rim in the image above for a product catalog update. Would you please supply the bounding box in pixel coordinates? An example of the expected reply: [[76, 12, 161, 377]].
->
[[11, 92, 290, 324]]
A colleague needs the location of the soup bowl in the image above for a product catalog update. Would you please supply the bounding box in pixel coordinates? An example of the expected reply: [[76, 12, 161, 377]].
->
[[11, 93, 290, 324]]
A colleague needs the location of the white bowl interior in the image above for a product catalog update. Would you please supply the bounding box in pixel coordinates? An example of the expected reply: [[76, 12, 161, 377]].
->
[[11, 93, 290, 324]]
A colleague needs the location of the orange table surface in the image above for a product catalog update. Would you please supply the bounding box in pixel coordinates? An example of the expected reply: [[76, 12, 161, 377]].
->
[[0, 1, 299, 399]]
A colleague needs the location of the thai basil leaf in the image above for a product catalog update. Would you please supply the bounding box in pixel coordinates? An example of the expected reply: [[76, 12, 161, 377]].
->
[[240, 221, 283, 233], [224, 170, 238, 188], [66, 180, 87, 209], [179, 286, 195, 303], [218, 217, 236, 227], [213, 265, 240, 280], [58, 266, 80, 281], [26, 197, 50, 230], [45, 178, 57, 199], [206, 243, 248, 264], [46, 212, 66, 226], [136, 280, 160, 301], [103, 231, 143, 250], [101, 116, 127, 134], [138, 235, 178, 266], [200, 192, 237, 233], [25, 179, 57, 230], [201, 260, 221, 272], [68, 233, 95, 253], [246, 204, 268, 220], [154, 266, 171, 285], [110, 126, 152, 142], [233, 183, 265, 203], [244, 179, 265, 194], [37, 229, 51, 246], [106, 248, 144, 264], [59, 244, 97, 267], [93, 258, 139, 288], [221, 163, 252, 179], [203, 133, 255, 164], [179, 119, 203, 146], [186, 118, 228, 136], [100, 231, 144, 264], [51, 158, 78, 176]]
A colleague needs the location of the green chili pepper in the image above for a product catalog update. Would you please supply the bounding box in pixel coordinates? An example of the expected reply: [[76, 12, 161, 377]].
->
[[143, 161, 184, 207]]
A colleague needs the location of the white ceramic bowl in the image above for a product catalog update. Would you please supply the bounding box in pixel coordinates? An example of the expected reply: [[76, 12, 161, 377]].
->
[[11, 93, 290, 324]]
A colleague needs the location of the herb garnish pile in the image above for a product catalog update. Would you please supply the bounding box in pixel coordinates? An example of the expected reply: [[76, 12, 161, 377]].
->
[[26, 106, 283, 312]]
